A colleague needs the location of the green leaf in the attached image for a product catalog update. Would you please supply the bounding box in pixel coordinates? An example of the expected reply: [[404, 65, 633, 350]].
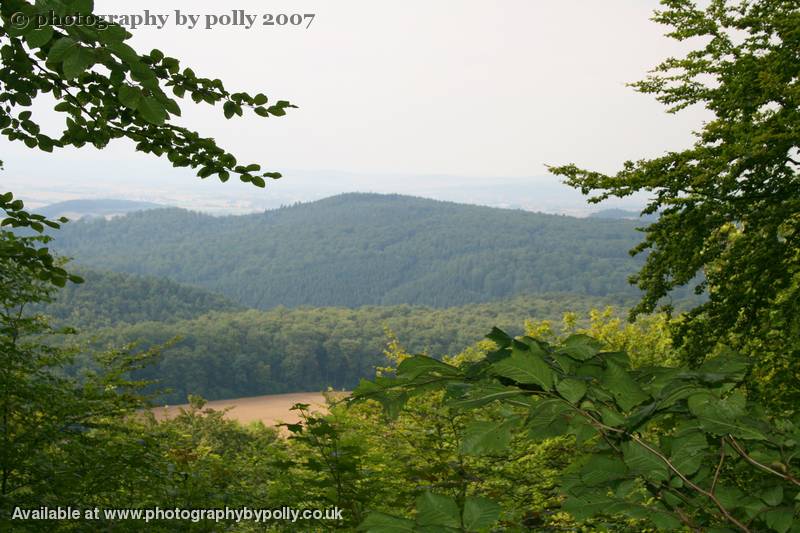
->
[[223, 100, 237, 119], [72, 0, 94, 14], [688, 392, 767, 440], [25, 26, 54, 48], [648, 511, 684, 531], [622, 441, 669, 482], [118, 85, 142, 110], [397, 355, 460, 380], [62, 46, 95, 79], [485, 327, 512, 347], [461, 418, 517, 455], [600, 406, 626, 427], [556, 378, 587, 404], [580, 455, 627, 486], [48, 38, 78, 63], [416, 492, 461, 529], [491, 346, 553, 390], [107, 41, 140, 63], [138, 97, 167, 125], [762, 485, 784, 506], [449, 384, 527, 409], [462, 496, 500, 532], [669, 431, 707, 475], [526, 399, 572, 440], [764, 508, 793, 533], [602, 361, 649, 411], [561, 334, 603, 361], [562, 494, 620, 521], [357, 512, 416, 532]]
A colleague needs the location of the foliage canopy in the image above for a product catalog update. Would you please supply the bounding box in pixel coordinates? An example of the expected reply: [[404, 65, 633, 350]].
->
[[550, 0, 800, 394]]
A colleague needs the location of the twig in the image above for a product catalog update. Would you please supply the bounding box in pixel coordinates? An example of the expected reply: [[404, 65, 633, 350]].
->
[[727, 435, 800, 487], [711, 437, 726, 493]]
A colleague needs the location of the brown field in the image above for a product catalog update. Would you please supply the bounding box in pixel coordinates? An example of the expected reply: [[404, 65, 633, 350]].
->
[[152, 391, 348, 428]]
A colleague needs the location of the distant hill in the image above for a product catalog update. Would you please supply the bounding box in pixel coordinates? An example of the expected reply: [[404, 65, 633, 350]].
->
[[38, 198, 164, 220], [589, 208, 658, 221], [48, 193, 660, 308], [41, 268, 241, 328]]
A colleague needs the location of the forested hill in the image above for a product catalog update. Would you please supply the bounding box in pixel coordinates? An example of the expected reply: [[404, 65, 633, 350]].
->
[[50, 193, 651, 308], [38, 198, 164, 219], [41, 268, 241, 328], [78, 293, 635, 403]]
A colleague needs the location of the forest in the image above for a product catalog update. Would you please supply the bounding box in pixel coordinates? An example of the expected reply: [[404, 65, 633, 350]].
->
[[45, 194, 659, 308], [43, 269, 639, 402], [1, 0, 798, 532]]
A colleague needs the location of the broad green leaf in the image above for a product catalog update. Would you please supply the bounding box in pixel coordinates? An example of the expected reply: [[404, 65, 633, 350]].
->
[[485, 327, 512, 347], [62, 46, 95, 79], [580, 455, 627, 486], [762, 485, 784, 506], [461, 418, 518, 455], [462, 496, 500, 531], [556, 378, 587, 404], [716, 486, 744, 508], [138, 97, 167, 125], [416, 492, 461, 529], [491, 346, 553, 390], [657, 382, 703, 409], [357, 512, 416, 532], [107, 41, 140, 63], [526, 399, 572, 440], [397, 355, 460, 379], [118, 85, 142, 110], [648, 511, 684, 531], [688, 392, 767, 440], [561, 334, 603, 361], [569, 417, 597, 444], [449, 384, 527, 409], [699, 351, 750, 382], [764, 508, 792, 533], [24, 26, 53, 48], [562, 494, 625, 520], [669, 431, 707, 475], [600, 406, 626, 427], [602, 361, 649, 411], [622, 441, 669, 482], [48, 37, 78, 62]]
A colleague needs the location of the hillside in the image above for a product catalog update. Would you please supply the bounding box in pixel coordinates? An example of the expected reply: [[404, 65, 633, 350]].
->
[[49, 193, 655, 308], [38, 198, 164, 220], [42, 268, 241, 328], [78, 293, 634, 403]]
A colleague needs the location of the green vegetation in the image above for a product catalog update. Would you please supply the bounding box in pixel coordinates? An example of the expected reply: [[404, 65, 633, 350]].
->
[[551, 0, 800, 408], [354, 326, 800, 532], [1, 0, 798, 531], [40, 268, 241, 328], [73, 293, 634, 403], [49, 194, 663, 308], [0, 0, 293, 184]]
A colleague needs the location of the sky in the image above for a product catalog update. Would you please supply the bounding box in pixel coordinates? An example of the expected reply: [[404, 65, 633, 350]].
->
[[1, 0, 710, 215]]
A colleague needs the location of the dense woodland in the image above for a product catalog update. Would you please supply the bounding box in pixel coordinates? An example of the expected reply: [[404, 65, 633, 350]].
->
[[2, 0, 798, 531], [40, 267, 242, 328], [47, 194, 662, 308], [46, 272, 635, 402]]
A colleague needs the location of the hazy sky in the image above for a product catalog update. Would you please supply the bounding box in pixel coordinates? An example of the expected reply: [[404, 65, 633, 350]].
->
[[1, 0, 709, 213]]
